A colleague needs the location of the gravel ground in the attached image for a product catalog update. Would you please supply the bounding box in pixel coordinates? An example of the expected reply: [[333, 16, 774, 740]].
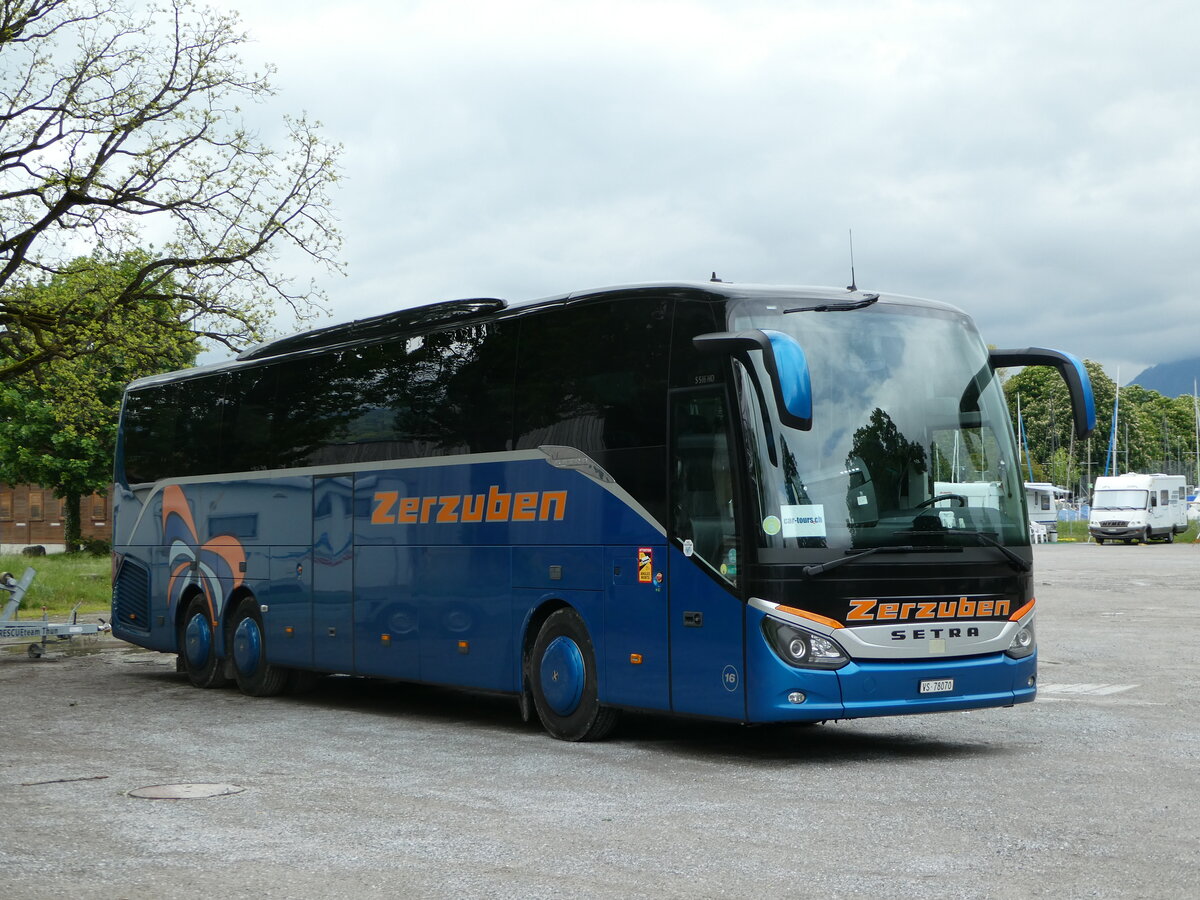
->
[[1, 541, 1197, 899]]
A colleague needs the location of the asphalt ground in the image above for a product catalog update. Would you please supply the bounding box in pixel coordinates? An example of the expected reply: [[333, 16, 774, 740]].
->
[[1, 541, 1197, 899]]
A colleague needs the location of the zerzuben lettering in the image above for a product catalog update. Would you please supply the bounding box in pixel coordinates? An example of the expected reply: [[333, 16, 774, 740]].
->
[[846, 596, 1011, 622], [371, 486, 567, 525]]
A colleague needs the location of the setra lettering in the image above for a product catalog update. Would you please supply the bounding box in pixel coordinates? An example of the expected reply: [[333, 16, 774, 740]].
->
[[892, 627, 981, 641]]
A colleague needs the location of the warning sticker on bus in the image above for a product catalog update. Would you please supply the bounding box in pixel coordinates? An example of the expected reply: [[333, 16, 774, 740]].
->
[[638, 548, 653, 583]]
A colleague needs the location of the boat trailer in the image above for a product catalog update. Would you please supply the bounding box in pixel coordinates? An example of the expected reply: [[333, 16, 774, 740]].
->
[[0, 568, 111, 658]]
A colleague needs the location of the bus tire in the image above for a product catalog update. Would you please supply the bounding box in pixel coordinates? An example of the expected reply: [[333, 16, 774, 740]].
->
[[1144, 528, 1152, 545], [230, 597, 288, 697], [1095, 538, 1104, 545], [179, 594, 230, 689], [529, 608, 618, 742]]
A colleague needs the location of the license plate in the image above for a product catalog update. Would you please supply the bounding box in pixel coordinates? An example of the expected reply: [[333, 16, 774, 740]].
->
[[919, 679, 955, 694]]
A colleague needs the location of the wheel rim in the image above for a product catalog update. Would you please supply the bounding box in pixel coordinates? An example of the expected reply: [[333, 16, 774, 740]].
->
[[184, 611, 212, 669], [233, 616, 262, 676], [540, 635, 585, 716]]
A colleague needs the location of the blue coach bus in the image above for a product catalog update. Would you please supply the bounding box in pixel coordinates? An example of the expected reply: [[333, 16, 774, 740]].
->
[[111, 281, 1095, 740]]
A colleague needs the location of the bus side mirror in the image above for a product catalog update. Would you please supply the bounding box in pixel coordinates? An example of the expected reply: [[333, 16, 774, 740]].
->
[[989, 347, 1096, 439], [694, 329, 813, 430]]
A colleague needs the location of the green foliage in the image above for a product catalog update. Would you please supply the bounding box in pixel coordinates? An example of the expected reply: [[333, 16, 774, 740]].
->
[[1005, 361, 1200, 491], [0, 252, 197, 546], [79, 538, 111, 557], [1055, 518, 1200, 544], [0, 0, 342, 380]]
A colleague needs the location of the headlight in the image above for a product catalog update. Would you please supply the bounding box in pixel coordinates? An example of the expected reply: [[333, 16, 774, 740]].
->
[[762, 618, 849, 669], [1006, 622, 1036, 659]]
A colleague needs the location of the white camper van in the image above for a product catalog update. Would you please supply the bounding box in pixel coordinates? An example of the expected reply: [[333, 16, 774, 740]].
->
[[1025, 482, 1067, 542], [1089, 473, 1188, 544]]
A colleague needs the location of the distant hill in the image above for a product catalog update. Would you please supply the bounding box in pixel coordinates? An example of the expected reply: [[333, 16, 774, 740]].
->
[[1130, 356, 1200, 397]]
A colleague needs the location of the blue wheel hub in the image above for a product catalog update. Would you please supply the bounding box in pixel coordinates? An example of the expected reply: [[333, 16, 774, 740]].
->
[[540, 635, 585, 716], [184, 612, 212, 669], [233, 616, 262, 676]]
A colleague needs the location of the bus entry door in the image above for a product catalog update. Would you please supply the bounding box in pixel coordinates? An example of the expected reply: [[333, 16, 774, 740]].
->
[[313, 475, 355, 672], [668, 390, 746, 720]]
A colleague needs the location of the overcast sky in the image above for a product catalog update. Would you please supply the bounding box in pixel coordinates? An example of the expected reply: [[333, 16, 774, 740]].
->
[[231, 0, 1199, 382]]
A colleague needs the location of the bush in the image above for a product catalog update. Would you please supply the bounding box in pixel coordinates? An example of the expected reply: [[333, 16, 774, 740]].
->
[[21, 545, 47, 556], [80, 538, 112, 557]]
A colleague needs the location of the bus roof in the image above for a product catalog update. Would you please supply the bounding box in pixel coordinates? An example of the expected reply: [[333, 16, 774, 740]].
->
[[125, 281, 959, 391]]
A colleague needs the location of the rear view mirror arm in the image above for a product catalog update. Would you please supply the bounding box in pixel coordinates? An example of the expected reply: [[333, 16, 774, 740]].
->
[[989, 347, 1097, 439]]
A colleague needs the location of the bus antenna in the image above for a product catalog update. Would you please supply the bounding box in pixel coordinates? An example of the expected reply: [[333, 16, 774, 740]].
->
[[710, 271, 723, 283], [847, 229, 858, 292]]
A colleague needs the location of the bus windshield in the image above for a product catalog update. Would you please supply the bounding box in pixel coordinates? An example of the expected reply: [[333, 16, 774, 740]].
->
[[729, 297, 1027, 561]]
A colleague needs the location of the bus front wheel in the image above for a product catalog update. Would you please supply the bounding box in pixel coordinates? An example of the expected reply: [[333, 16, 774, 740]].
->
[[179, 594, 229, 689], [529, 608, 618, 742], [230, 597, 288, 697]]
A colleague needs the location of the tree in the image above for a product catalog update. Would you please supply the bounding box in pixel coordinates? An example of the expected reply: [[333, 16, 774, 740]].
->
[[1003, 360, 1199, 492], [0, 0, 341, 381], [0, 251, 196, 547], [1004, 360, 1109, 490], [849, 408, 928, 509]]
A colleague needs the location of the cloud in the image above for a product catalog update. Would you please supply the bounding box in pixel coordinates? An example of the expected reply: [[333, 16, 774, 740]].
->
[[231, 0, 1200, 379]]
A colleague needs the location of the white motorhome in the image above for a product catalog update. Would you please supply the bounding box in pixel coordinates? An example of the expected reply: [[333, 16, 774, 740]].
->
[[1089, 473, 1188, 544], [1024, 482, 1068, 542]]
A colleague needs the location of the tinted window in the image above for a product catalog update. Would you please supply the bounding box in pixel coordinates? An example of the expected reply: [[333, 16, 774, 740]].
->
[[669, 300, 724, 389], [121, 384, 183, 484], [515, 296, 670, 523], [515, 297, 669, 453], [379, 323, 517, 457], [221, 366, 278, 471]]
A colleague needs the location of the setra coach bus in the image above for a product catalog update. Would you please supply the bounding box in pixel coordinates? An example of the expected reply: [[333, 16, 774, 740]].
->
[[111, 280, 1095, 740]]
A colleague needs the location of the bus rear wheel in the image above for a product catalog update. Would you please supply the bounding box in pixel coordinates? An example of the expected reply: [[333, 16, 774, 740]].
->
[[529, 608, 618, 742], [179, 594, 229, 689], [230, 597, 288, 697]]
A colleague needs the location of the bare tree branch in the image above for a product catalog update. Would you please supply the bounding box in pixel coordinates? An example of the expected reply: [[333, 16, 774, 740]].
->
[[0, 0, 343, 380]]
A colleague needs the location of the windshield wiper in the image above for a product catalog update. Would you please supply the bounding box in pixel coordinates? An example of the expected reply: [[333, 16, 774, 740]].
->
[[785, 293, 879, 314], [948, 531, 1032, 572], [888, 528, 1030, 573], [803, 544, 914, 577]]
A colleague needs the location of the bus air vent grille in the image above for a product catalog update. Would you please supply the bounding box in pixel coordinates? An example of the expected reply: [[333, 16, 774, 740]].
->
[[113, 558, 152, 633]]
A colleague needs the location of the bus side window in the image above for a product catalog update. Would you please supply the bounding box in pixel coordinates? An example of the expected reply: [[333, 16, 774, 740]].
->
[[670, 391, 737, 582]]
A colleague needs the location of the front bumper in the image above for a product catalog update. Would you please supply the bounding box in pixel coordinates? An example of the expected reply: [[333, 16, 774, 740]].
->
[[1088, 525, 1144, 540], [746, 639, 1037, 724]]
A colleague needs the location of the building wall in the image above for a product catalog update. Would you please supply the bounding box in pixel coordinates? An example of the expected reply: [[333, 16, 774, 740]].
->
[[0, 484, 112, 553]]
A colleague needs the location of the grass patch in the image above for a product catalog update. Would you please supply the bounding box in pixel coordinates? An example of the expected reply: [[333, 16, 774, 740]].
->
[[1055, 518, 1200, 543], [0, 553, 110, 617]]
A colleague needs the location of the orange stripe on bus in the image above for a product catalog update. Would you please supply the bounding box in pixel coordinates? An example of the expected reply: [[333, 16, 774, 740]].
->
[[775, 604, 845, 630], [1009, 598, 1036, 621]]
